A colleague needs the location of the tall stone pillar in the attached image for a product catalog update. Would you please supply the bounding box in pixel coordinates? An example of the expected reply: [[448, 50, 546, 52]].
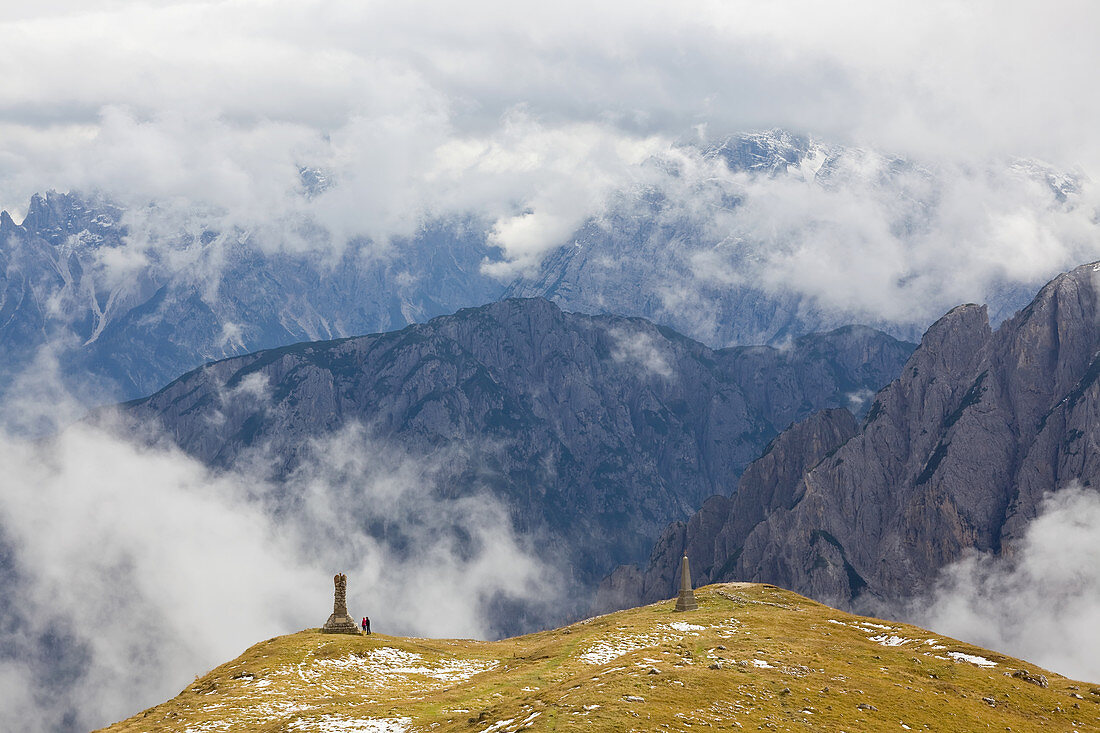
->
[[674, 555, 698, 612], [322, 573, 361, 634]]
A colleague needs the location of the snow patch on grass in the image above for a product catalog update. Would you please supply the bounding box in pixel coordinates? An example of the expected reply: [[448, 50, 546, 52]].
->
[[579, 634, 662, 664], [946, 652, 997, 668], [312, 648, 498, 683], [869, 635, 912, 647], [288, 715, 412, 732]]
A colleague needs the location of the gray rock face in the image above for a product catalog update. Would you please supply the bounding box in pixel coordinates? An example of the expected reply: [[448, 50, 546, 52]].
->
[[119, 298, 913, 608], [606, 263, 1100, 612], [596, 407, 858, 610]]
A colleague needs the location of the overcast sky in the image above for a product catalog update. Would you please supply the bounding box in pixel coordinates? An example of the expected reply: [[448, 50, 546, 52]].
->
[[2, 1, 1099, 260]]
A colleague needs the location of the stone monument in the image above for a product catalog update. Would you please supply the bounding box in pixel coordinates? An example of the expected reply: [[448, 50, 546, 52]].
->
[[321, 573, 361, 634], [674, 554, 698, 612]]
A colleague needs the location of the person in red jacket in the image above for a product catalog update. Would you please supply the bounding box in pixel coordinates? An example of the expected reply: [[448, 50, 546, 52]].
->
[[361, 616, 371, 634]]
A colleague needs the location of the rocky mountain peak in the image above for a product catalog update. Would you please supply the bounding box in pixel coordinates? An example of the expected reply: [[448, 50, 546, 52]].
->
[[703, 129, 817, 176], [22, 190, 71, 236], [9, 190, 123, 247], [0, 209, 19, 235], [607, 262, 1100, 617], [914, 303, 991, 367], [998, 262, 1100, 401]]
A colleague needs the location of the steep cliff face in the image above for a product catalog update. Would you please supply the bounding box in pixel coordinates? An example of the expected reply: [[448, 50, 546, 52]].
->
[[596, 407, 860, 611], [608, 263, 1100, 612], [121, 298, 913, 596]]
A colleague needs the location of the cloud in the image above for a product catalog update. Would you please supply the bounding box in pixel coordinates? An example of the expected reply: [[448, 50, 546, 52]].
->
[[607, 325, 675, 379], [2, 0, 1099, 289], [0, 418, 562, 732], [911, 485, 1100, 683], [558, 140, 1100, 340], [0, 337, 112, 437], [845, 388, 876, 412], [699, 152, 1099, 325]]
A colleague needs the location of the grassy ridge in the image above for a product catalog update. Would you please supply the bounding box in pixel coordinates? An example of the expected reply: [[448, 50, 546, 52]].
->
[[100, 583, 1100, 732]]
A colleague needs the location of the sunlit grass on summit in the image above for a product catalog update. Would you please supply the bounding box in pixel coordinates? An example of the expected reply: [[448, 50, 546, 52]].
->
[[99, 583, 1100, 732]]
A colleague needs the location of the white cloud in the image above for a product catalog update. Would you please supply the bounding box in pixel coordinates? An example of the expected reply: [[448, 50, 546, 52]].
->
[[725, 156, 1098, 324], [845, 388, 876, 412], [609, 142, 1100, 332], [912, 485, 1100, 683], [0, 419, 562, 732], [607, 326, 675, 379], [2, 0, 1099, 292]]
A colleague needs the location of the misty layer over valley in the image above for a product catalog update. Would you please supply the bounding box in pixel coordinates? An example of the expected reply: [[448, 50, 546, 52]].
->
[[3, 2, 1100, 732], [0, 419, 561, 731]]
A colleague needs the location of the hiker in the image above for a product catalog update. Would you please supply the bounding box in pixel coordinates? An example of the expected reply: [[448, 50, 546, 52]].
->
[[362, 616, 371, 634]]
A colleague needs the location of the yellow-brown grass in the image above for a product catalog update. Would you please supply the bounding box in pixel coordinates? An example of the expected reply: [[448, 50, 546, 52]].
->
[[99, 583, 1100, 732]]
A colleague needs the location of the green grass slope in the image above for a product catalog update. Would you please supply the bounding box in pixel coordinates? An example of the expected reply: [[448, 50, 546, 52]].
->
[[100, 583, 1099, 732]]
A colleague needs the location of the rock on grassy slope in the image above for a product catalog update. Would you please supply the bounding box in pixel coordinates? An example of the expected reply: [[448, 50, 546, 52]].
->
[[98, 584, 1099, 732]]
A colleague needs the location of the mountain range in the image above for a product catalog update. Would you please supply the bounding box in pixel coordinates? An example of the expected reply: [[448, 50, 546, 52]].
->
[[0, 130, 1072, 415], [3, 131, 1097, 732], [117, 298, 913, 627], [601, 262, 1100, 617], [0, 190, 501, 404]]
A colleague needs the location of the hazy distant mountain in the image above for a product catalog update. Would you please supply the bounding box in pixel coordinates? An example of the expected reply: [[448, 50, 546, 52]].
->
[[506, 130, 1058, 347], [1, 131, 1069, 414], [119, 298, 914, 623], [603, 262, 1100, 614], [0, 190, 503, 407]]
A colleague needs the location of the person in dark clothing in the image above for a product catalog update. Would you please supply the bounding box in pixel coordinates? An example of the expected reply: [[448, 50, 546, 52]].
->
[[361, 616, 371, 634]]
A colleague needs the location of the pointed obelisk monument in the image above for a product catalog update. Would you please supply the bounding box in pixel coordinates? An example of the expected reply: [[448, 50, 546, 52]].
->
[[322, 573, 361, 634], [674, 554, 698, 612]]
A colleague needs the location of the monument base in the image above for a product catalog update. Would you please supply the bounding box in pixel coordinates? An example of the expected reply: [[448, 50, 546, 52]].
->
[[674, 590, 698, 612], [322, 613, 361, 634]]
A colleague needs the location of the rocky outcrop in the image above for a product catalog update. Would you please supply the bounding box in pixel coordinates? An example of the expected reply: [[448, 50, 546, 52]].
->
[[120, 298, 913, 603], [606, 263, 1100, 612], [596, 407, 859, 611]]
